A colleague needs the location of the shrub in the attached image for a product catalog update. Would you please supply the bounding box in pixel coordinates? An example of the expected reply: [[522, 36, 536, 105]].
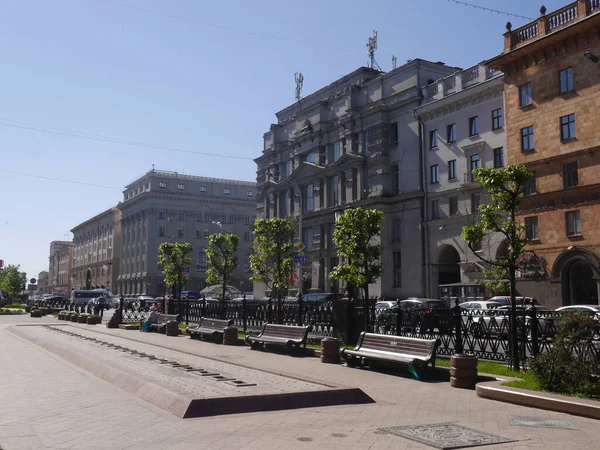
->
[[530, 313, 600, 398]]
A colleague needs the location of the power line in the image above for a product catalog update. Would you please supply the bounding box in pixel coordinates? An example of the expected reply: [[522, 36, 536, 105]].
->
[[442, 0, 533, 21], [0, 118, 255, 161], [0, 169, 122, 190], [93, 0, 363, 55]]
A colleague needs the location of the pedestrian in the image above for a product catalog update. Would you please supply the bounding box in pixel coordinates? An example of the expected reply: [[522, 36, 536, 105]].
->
[[141, 304, 159, 332], [97, 296, 106, 319]]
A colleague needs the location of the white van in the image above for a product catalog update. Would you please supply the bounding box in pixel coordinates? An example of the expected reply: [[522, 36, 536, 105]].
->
[[71, 289, 112, 304]]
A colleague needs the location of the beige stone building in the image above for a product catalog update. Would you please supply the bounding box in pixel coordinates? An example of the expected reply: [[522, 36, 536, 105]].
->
[[71, 208, 121, 293], [48, 241, 72, 295]]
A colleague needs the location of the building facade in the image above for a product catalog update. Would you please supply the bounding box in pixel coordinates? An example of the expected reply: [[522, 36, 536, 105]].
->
[[256, 61, 462, 299], [489, 0, 600, 308], [415, 62, 506, 298], [71, 208, 121, 293], [37, 270, 49, 295], [117, 169, 256, 297], [48, 241, 72, 295]]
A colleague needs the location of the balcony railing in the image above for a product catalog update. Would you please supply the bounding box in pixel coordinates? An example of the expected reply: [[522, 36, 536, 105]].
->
[[547, 3, 579, 31]]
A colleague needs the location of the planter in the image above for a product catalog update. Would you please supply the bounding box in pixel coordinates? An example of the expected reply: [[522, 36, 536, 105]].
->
[[78, 316, 88, 323], [70, 315, 79, 322], [87, 317, 101, 325], [30, 310, 42, 318], [450, 354, 478, 389]]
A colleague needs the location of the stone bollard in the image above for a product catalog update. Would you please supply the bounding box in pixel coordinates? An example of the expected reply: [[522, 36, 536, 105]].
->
[[321, 337, 341, 364], [165, 320, 179, 337], [223, 326, 238, 345], [450, 354, 478, 389]]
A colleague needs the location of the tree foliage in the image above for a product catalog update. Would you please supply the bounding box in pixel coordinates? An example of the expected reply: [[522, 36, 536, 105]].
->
[[0, 265, 24, 299], [330, 208, 384, 300], [158, 242, 192, 299], [205, 233, 239, 303], [249, 218, 295, 300]]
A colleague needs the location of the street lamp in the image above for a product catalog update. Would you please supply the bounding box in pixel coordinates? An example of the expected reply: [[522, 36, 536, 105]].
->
[[584, 51, 599, 63], [212, 221, 223, 230]]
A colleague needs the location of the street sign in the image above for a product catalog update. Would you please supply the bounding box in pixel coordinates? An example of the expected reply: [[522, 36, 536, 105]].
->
[[30, 278, 36, 284], [297, 242, 305, 251], [294, 255, 309, 265]]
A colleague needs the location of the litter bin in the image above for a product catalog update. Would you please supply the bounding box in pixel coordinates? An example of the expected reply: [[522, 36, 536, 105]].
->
[[321, 337, 341, 364], [165, 320, 179, 337], [224, 326, 238, 345], [450, 354, 478, 389]]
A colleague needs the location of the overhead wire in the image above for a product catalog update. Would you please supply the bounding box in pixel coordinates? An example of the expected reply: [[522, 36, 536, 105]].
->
[[442, 0, 533, 21], [0, 169, 122, 190]]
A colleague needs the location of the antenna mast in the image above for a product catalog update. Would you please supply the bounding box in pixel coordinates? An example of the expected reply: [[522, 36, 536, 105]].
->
[[392, 55, 397, 70], [367, 31, 382, 71], [295, 72, 304, 102]]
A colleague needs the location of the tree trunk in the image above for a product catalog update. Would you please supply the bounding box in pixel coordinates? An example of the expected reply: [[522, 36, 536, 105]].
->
[[509, 203, 520, 372]]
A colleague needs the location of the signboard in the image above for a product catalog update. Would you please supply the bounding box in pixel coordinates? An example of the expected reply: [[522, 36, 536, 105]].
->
[[297, 242, 305, 251], [294, 255, 309, 265], [30, 278, 37, 284]]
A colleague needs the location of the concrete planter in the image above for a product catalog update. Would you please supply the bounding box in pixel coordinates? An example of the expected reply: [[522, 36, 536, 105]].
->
[[70, 315, 79, 322], [87, 316, 101, 325], [450, 354, 478, 389], [30, 310, 42, 318]]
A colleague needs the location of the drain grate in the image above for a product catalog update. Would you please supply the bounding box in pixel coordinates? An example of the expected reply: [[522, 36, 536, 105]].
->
[[509, 416, 578, 430]]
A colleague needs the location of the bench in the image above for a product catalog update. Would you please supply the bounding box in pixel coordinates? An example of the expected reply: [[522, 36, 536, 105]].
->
[[340, 332, 440, 373], [140, 313, 180, 334], [245, 323, 312, 351], [186, 317, 234, 343]]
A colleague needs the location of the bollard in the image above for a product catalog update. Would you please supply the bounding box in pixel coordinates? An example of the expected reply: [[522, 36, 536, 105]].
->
[[321, 337, 341, 364], [450, 354, 478, 389], [223, 326, 238, 345]]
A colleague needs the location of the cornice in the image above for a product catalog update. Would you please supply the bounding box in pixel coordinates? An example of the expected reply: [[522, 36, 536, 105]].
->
[[420, 86, 503, 121]]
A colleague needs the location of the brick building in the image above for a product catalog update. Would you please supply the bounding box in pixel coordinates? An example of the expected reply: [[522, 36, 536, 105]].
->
[[489, 0, 600, 308]]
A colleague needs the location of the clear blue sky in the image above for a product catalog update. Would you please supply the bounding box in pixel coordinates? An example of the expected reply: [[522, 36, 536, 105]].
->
[[0, 0, 567, 280]]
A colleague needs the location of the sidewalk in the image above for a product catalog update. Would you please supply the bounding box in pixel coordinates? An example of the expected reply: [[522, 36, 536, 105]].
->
[[1, 316, 599, 449]]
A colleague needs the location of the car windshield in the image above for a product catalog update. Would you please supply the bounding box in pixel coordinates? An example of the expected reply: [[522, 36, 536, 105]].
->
[[424, 301, 448, 309], [375, 303, 389, 309]]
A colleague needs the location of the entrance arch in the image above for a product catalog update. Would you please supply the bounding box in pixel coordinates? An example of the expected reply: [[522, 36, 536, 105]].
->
[[432, 245, 461, 296], [552, 248, 600, 306], [85, 269, 92, 290]]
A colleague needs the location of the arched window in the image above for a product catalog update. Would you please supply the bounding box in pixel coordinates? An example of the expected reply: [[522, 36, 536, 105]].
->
[[196, 248, 208, 272]]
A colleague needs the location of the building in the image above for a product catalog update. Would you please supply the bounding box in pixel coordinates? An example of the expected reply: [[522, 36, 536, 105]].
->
[[37, 270, 49, 295], [117, 169, 256, 297], [256, 60, 462, 299], [415, 62, 506, 298], [48, 241, 72, 295], [71, 208, 121, 293], [489, 0, 600, 308]]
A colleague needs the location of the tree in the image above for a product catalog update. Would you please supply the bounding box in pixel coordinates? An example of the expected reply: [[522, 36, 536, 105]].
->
[[158, 242, 192, 308], [330, 208, 384, 301], [461, 165, 533, 371], [249, 218, 296, 322], [206, 233, 239, 317], [0, 265, 24, 300]]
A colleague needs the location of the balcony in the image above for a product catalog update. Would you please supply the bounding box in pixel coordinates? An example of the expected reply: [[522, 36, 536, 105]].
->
[[422, 63, 501, 103], [463, 172, 480, 187], [504, 1, 600, 52]]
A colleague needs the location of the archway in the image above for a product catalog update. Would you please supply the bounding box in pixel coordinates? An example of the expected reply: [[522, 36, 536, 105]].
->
[[552, 248, 600, 306], [85, 269, 92, 290], [436, 245, 461, 285]]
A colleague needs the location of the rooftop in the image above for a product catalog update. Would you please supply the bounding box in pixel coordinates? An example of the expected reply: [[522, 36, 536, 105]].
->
[[124, 169, 256, 189], [70, 207, 120, 233]]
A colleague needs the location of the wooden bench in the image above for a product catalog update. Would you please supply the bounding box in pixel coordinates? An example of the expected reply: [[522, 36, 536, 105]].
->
[[340, 332, 441, 373], [186, 317, 234, 343], [140, 313, 179, 334], [245, 323, 312, 351]]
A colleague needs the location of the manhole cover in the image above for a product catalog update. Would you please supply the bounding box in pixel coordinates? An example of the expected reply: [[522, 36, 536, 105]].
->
[[380, 423, 517, 450], [509, 416, 578, 430], [297, 437, 313, 442], [332, 433, 347, 438]]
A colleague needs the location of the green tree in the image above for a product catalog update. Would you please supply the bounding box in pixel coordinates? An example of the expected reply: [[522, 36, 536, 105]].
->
[[158, 242, 192, 306], [461, 165, 533, 371], [249, 218, 295, 322], [206, 233, 239, 317], [0, 265, 24, 300], [330, 208, 384, 301]]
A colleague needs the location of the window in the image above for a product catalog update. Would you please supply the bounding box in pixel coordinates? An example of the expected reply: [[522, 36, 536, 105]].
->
[[332, 141, 341, 162], [177, 211, 185, 221], [157, 226, 165, 237], [449, 196, 458, 216], [202, 229, 209, 238], [281, 160, 292, 177], [393, 251, 402, 287], [305, 152, 316, 164], [469, 116, 479, 136], [392, 220, 402, 243], [331, 175, 339, 207], [196, 248, 208, 272], [430, 165, 439, 184], [227, 214, 234, 224], [560, 114, 576, 140], [244, 215, 250, 225], [199, 186, 206, 192], [221, 213, 227, 224], [566, 210, 581, 236], [429, 130, 438, 148], [247, 191, 254, 197], [559, 67, 574, 93], [519, 82, 533, 106], [521, 126, 534, 151], [224, 188, 231, 195], [469, 154, 480, 182], [392, 165, 399, 195], [525, 217, 539, 240], [203, 212, 210, 222], [563, 161, 578, 188], [524, 172, 537, 196], [177, 184, 185, 190], [303, 228, 314, 251], [471, 192, 481, 213], [448, 160, 457, 180], [492, 108, 503, 130], [244, 231, 250, 241], [158, 210, 166, 219], [305, 184, 314, 212], [493, 147, 504, 168], [431, 199, 440, 220], [177, 228, 184, 238], [159, 182, 167, 189], [447, 123, 456, 143], [390, 123, 399, 146], [196, 229, 202, 239]]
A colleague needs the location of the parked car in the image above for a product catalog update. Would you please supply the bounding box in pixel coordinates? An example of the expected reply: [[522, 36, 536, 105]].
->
[[42, 295, 68, 305], [473, 304, 555, 339], [460, 301, 502, 310], [230, 295, 255, 303], [302, 293, 335, 305], [555, 304, 600, 318], [487, 296, 539, 306], [71, 289, 112, 305], [398, 298, 453, 333]]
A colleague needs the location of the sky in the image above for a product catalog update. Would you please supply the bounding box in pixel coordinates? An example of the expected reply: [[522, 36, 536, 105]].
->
[[0, 0, 569, 280]]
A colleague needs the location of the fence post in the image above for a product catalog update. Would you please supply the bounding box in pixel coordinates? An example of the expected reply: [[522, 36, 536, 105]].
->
[[454, 297, 463, 354], [185, 298, 190, 325], [119, 296, 124, 325], [267, 297, 273, 324], [242, 294, 247, 332], [396, 298, 402, 335], [530, 304, 539, 358], [298, 293, 303, 327]]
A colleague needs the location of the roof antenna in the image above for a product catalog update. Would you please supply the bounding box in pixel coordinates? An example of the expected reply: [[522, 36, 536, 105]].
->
[[152, 164, 155, 172], [392, 55, 397, 70], [295, 72, 304, 102], [367, 31, 382, 71]]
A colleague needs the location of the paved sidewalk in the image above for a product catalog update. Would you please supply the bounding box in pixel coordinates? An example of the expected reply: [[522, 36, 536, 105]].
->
[[1, 316, 600, 449]]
